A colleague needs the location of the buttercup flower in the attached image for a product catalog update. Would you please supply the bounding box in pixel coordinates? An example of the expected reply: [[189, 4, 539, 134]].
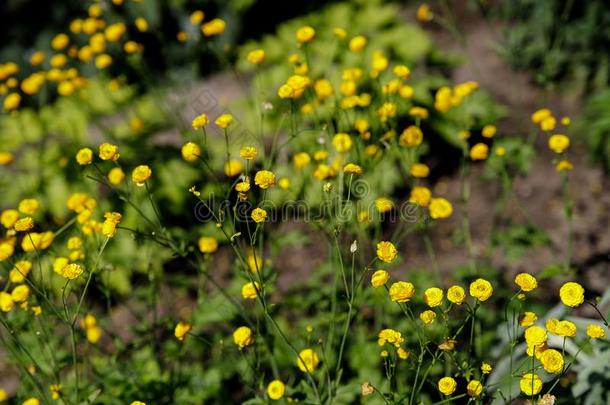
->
[[232, 326, 254, 349], [469, 278, 493, 301], [515, 273, 538, 292], [174, 321, 192, 341], [59, 263, 83, 280], [409, 186, 432, 207], [132, 165, 152, 186], [417, 4, 433, 22], [192, 113, 209, 129], [198, 237, 218, 254], [548, 134, 570, 154], [181, 142, 201, 162], [424, 287, 443, 307], [343, 163, 363, 175], [251, 208, 268, 223], [586, 324, 605, 339], [76, 148, 93, 165], [202, 19, 226, 37], [14, 217, 34, 232], [108, 167, 125, 185], [349, 35, 367, 52], [447, 285, 465, 304], [296, 26, 315, 44], [438, 377, 457, 395], [102, 212, 122, 237], [215, 113, 234, 129], [376, 241, 397, 263], [420, 310, 436, 324], [410, 163, 429, 178], [240, 146, 258, 160], [524, 325, 547, 347], [247, 49, 265, 65], [241, 282, 260, 299], [224, 160, 244, 177], [520, 373, 542, 396], [429, 198, 453, 219], [332, 133, 353, 152], [540, 349, 564, 373], [389, 281, 415, 302], [481, 362, 492, 374], [519, 312, 538, 327], [267, 380, 285, 400], [467, 380, 483, 397], [371, 270, 389, 287], [482, 125, 496, 138], [559, 282, 584, 307], [378, 329, 404, 347], [297, 348, 319, 372], [254, 170, 276, 189], [399, 126, 423, 147], [470, 143, 489, 160]]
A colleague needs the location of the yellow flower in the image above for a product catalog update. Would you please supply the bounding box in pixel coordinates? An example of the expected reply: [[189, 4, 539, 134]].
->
[[14, 217, 34, 232], [409, 186, 432, 207], [11, 284, 30, 302], [377, 102, 397, 122], [233, 326, 253, 349], [198, 237, 218, 254], [76, 148, 93, 165], [332, 133, 353, 152], [551, 319, 576, 337], [540, 349, 564, 373], [467, 380, 483, 397], [393, 64, 411, 79], [375, 197, 394, 213], [524, 325, 547, 346], [482, 125, 496, 138], [10, 260, 32, 283], [481, 362, 492, 374], [247, 250, 263, 273], [555, 159, 573, 172], [371, 270, 389, 287], [548, 134, 570, 153], [349, 35, 367, 52], [18, 199, 39, 215], [0, 292, 14, 312], [540, 116, 556, 131], [495, 146, 506, 157], [409, 106, 428, 119], [378, 329, 404, 347], [59, 263, 83, 280], [134, 17, 148, 32], [21, 231, 54, 252], [99, 143, 120, 161], [470, 143, 489, 160], [514, 273, 538, 292], [241, 282, 260, 300], [424, 287, 443, 307], [376, 241, 397, 263], [1, 209, 20, 228], [447, 285, 465, 304], [267, 380, 285, 400], [224, 160, 243, 177], [469, 278, 493, 301], [86, 326, 102, 344], [22, 398, 40, 405], [399, 126, 423, 147], [531, 108, 551, 124], [519, 312, 538, 327], [0, 151, 14, 165], [296, 26, 315, 44], [559, 281, 584, 307], [438, 377, 457, 396], [181, 142, 201, 162], [429, 198, 453, 219], [297, 348, 319, 372], [191, 113, 209, 129], [420, 310, 436, 324], [343, 163, 363, 175], [215, 113, 234, 129], [107, 167, 125, 185], [95, 54, 113, 69], [190, 10, 204, 24], [51, 33, 69, 50], [586, 324, 605, 339], [389, 281, 415, 302], [417, 4, 434, 22], [247, 49, 265, 65], [251, 208, 268, 223], [132, 165, 152, 186], [102, 212, 122, 237], [410, 163, 429, 178], [235, 181, 251, 193], [293, 152, 311, 169], [4, 93, 21, 111], [561, 116, 571, 126], [254, 170, 276, 189], [314, 79, 334, 99], [519, 373, 542, 396], [202, 19, 226, 37], [333, 27, 347, 39], [240, 146, 258, 160]]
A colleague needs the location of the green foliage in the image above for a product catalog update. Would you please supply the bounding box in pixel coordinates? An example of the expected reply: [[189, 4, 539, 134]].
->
[[575, 88, 610, 173]]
